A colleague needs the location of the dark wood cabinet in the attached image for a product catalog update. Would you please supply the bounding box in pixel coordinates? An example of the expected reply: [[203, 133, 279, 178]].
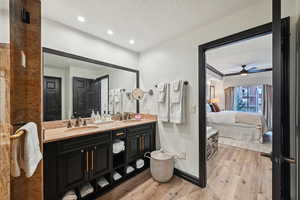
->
[[44, 122, 156, 200], [91, 143, 111, 179], [57, 148, 87, 193], [127, 134, 141, 162]]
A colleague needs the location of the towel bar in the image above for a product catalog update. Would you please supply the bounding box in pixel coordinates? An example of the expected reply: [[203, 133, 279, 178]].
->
[[10, 129, 26, 140], [155, 81, 189, 88]]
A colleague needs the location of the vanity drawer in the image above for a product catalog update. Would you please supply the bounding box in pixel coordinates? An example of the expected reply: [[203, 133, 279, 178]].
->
[[112, 129, 126, 139], [58, 132, 111, 154], [127, 123, 153, 136]]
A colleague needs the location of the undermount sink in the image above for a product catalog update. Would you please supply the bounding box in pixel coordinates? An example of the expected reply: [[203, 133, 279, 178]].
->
[[64, 126, 99, 132]]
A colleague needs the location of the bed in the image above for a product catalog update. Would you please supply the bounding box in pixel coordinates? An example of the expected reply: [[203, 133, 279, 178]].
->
[[207, 111, 268, 143]]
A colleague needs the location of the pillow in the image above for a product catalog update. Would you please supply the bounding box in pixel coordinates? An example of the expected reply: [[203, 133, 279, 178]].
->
[[209, 104, 216, 112], [206, 104, 212, 112], [212, 103, 221, 112]]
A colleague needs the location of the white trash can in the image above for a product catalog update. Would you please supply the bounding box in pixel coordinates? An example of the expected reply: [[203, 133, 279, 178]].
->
[[144, 150, 174, 183]]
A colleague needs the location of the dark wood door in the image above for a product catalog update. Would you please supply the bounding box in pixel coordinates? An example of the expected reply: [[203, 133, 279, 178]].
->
[[73, 77, 100, 118], [57, 149, 87, 194], [90, 143, 111, 179], [43, 76, 62, 121], [127, 135, 140, 162]]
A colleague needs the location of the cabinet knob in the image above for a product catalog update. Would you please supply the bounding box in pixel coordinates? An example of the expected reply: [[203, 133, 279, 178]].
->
[[81, 149, 84, 153]]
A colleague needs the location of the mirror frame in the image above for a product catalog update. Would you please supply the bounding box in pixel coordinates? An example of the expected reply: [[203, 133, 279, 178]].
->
[[42, 47, 140, 121]]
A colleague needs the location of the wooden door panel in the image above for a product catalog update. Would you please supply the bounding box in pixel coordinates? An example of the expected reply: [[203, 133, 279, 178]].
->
[[44, 76, 62, 121], [91, 143, 111, 178], [127, 135, 140, 162]]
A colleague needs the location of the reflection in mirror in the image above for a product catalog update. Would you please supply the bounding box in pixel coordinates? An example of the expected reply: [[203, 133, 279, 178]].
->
[[43, 51, 138, 121]]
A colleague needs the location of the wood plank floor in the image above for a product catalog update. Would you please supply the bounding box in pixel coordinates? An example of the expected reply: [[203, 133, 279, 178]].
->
[[97, 144, 272, 200]]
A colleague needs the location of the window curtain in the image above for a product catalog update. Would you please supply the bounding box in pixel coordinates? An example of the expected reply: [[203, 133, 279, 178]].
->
[[263, 84, 272, 130], [224, 87, 234, 110]]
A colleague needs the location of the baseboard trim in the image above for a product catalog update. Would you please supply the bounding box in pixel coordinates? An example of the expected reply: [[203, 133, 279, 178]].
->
[[174, 168, 201, 187]]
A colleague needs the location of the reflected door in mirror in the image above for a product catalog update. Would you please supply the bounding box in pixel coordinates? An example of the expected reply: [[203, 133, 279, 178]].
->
[[44, 76, 62, 121]]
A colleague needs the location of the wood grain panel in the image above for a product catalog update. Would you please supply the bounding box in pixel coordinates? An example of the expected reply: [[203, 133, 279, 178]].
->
[[9, 0, 42, 199], [0, 44, 11, 200]]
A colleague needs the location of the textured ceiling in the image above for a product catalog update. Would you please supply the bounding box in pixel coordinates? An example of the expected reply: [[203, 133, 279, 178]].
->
[[206, 34, 272, 74], [41, 0, 261, 52]]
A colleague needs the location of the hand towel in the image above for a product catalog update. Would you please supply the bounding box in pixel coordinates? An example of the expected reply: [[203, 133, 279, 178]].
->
[[97, 177, 109, 188], [113, 172, 122, 181], [170, 80, 186, 124], [136, 159, 144, 169], [62, 190, 78, 200], [80, 183, 94, 197], [126, 166, 135, 174], [11, 122, 43, 178], [170, 80, 182, 103], [113, 140, 125, 154], [157, 83, 170, 122], [172, 80, 181, 91]]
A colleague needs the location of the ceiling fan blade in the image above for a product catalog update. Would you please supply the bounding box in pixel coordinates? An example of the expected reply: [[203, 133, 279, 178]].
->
[[225, 72, 243, 76], [247, 67, 257, 72], [248, 68, 266, 73]]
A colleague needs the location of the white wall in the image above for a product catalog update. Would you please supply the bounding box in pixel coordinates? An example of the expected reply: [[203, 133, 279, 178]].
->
[[42, 19, 139, 70], [138, 0, 297, 177], [0, 9, 9, 43]]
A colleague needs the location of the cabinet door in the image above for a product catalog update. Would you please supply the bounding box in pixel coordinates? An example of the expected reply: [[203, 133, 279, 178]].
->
[[91, 143, 111, 179], [127, 135, 140, 162], [141, 132, 152, 154], [57, 149, 87, 194]]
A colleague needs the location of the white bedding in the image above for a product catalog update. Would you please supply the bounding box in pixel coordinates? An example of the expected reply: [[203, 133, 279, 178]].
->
[[207, 111, 268, 143]]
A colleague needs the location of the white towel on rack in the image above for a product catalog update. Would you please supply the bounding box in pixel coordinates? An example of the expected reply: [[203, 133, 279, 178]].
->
[[170, 80, 182, 103], [126, 165, 135, 174], [113, 172, 122, 180], [170, 80, 186, 124], [80, 183, 94, 197], [157, 83, 170, 122], [11, 122, 42, 178], [62, 190, 78, 200]]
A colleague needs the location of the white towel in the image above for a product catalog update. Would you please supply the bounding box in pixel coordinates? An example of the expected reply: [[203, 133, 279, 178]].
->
[[97, 177, 109, 188], [157, 83, 170, 122], [170, 80, 182, 103], [126, 166, 135, 174], [62, 190, 78, 200], [170, 80, 186, 124], [80, 183, 94, 197], [136, 159, 144, 169], [113, 172, 122, 181], [113, 140, 125, 154], [157, 83, 166, 103], [11, 122, 42, 178]]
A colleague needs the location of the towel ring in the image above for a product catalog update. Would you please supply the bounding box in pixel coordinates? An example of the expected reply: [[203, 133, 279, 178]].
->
[[10, 129, 26, 140]]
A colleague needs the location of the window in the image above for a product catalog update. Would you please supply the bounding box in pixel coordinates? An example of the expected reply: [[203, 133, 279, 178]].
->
[[234, 85, 262, 113]]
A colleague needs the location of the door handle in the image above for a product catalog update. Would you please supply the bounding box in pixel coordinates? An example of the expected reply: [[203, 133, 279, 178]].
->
[[91, 149, 94, 172], [261, 152, 296, 164], [86, 151, 89, 176]]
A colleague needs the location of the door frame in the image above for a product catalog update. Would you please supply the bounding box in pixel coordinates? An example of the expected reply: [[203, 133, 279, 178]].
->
[[95, 74, 109, 114], [198, 17, 291, 197], [43, 76, 62, 121]]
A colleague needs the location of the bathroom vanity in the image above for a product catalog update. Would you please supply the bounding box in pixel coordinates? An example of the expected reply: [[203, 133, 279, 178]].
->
[[43, 119, 156, 200]]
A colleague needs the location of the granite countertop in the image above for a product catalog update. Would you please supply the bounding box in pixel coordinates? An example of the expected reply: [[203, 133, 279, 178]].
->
[[43, 119, 157, 143]]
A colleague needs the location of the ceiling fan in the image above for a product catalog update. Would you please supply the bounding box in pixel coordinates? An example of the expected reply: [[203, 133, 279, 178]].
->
[[229, 64, 270, 76]]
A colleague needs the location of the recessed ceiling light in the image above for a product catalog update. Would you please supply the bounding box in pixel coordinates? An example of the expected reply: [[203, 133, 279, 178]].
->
[[129, 39, 135, 45], [107, 29, 114, 35], [77, 16, 85, 22]]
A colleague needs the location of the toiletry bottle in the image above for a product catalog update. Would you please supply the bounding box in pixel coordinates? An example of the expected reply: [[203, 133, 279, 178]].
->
[[96, 111, 100, 121], [91, 110, 96, 121]]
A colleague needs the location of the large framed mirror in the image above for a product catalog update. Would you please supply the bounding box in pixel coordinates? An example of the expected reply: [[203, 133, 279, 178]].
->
[[43, 48, 139, 121]]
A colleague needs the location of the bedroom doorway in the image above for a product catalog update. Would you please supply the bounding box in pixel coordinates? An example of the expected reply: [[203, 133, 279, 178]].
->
[[198, 17, 292, 200]]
